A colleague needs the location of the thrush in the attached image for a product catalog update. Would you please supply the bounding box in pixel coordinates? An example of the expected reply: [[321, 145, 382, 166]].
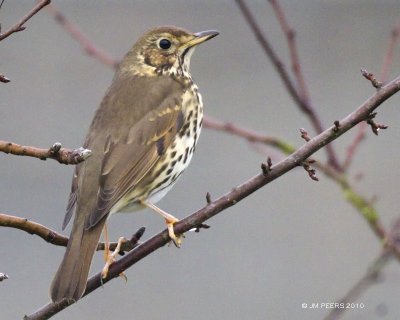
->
[[50, 25, 218, 303]]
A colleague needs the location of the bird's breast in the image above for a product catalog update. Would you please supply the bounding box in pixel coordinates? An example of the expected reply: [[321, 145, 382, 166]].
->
[[146, 85, 204, 203]]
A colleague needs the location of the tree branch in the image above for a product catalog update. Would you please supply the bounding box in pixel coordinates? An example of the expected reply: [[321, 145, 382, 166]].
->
[[45, 3, 119, 69], [24, 75, 400, 319], [0, 140, 91, 165], [235, 0, 341, 171], [323, 216, 400, 320], [0, 213, 144, 253], [0, 0, 51, 42]]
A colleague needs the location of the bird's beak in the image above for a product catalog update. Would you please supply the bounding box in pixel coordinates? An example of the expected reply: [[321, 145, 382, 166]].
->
[[184, 30, 219, 48]]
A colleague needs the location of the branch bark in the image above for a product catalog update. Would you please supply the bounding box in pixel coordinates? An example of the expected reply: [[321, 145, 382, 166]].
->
[[235, 0, 342, 171], [0, 141, 91, 165], [0, 0, 51, 41], [0, 213, 143, 252], [24, 75, 400, 319]]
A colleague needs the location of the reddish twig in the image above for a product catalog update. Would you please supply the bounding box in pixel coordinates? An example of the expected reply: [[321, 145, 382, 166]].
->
[[380, 19, 400, 84], [235, 0, 341, 171], [0, 272, 9, 282], [46, 3, 119, 69], [299, 128, 311, 142], [366, 113, 388, 135], [203, 115, 290, 150], [0, 74, 10, 83], [24, 74, 400, 320], [0, 140, 91, 165], [0, 0, 51, 41], [268, 0, 311, 104], [324, 217, 400, 320], [302, 162, 319, 181], [361, 68, 383, 89], [344, 19, 400, 170], [342, 123, 367, 171]]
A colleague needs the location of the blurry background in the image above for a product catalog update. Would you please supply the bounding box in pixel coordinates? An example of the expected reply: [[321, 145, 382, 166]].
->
[[1, 1, 400, 319]]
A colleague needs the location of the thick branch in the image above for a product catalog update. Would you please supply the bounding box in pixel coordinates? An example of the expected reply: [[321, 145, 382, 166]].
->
[[0, 213, 143, 252], [0, 0, 51, 41], [24, 75, 400, 319], [0, 218, 141, 259], [0, 141, 91, 165]]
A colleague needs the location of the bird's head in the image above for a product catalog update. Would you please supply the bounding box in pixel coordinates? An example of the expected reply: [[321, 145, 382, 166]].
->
[[120, 26, 218, 76]]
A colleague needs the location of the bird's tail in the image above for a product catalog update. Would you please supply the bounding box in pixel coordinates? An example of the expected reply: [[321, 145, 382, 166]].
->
[[50, 214, 105, 302]]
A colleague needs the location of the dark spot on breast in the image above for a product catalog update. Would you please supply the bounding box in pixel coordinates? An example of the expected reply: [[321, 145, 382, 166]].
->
[[166, 168, 173, 175], [170, 160, 177, 168], [183, 147, 190, 163], [179, 122, 190, 138], [154, 177, 171, 189], [171, 151, 177, 158], [177, 154, 183, 161], [187, 110, 193, 121], [155, 163, 168, 177]]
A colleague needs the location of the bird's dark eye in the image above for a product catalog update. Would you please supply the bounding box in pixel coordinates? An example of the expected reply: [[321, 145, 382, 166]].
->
[[159, 38, 172, 50]]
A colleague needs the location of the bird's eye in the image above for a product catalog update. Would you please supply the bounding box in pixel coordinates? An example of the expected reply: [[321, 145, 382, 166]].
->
[[158, 38, 172, 50]]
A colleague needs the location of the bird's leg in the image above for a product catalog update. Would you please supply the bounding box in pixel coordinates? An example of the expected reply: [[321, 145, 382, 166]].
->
[[102, 223, 110, 262], [142, 201, 182, 247], [101, 225, 127, 281]]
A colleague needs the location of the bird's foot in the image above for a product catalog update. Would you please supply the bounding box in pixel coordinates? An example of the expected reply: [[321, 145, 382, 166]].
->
[[101, 237, 127, 280], [166, 217, 183, 247]]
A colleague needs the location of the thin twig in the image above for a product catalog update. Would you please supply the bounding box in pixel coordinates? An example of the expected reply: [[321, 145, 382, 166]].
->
[[323, 217, 400, 320], [235, 0, 341, 171], [0, 74, 10, 83], [343, 19, 400, 170], [268, 0, 311, 104], [205, 115, 380, 236], [46, 3, 119, 69], [380, 19, 400, 84], [0, 0, 51, 41], [0, 140, 91, 165], [24, 74, 400, 320], [342, 123, 367, 171], [361, 68, 383, 89], [203, 115, 293, 153]]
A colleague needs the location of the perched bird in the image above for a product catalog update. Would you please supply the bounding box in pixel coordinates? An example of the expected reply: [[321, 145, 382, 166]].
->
[[50, 26, 218, 303]]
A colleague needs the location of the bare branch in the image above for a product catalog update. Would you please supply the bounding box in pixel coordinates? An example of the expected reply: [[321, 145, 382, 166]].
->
[[342, 123, 367, 171], [0, 0, 51, 41], [0, 273, 9, 282], [235, 0, 341, 171], [0, 74, 10, 83], [46, 3, 119, 69], [299, 128, 311, 142], [0, 140, 91, 165], [361, 68, 383, 89], [324, 217, 400, 320], [0, 213, 144, 253], [268, 0, 311, 104], [380, 19, 400, 83], [366, 113, 388, 135], [24, 74, 400, 319], [203, 115, 293, 153]]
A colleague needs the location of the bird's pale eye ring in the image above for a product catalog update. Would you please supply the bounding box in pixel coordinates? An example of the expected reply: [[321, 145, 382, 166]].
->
[[158, 38, 172, 50]]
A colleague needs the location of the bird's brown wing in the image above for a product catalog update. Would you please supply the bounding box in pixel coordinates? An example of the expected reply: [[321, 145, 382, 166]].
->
[[62, 164, 80, 230], [86, 94, 184, 229]]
